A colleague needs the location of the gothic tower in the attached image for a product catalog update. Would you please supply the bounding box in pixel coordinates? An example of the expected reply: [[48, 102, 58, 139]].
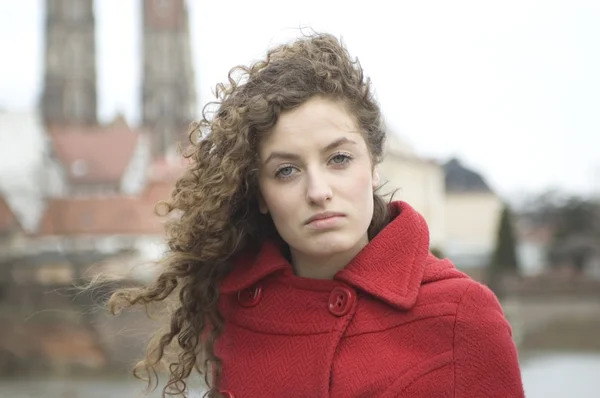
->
[[142, 0, 197, 157], [41, 0, 97, 127]]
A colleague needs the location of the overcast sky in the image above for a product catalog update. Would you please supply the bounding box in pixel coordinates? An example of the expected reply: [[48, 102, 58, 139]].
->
[[1, 0, 599, 201]]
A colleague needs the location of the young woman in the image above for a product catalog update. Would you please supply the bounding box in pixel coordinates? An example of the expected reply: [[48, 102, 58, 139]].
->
[[110, 33, 524, 397]]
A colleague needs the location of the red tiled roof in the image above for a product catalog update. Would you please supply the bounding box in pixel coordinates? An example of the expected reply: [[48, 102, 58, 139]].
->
[[36, 196, 166, 236], [48, 123, 143, 184], [0, 196, 20, 232]]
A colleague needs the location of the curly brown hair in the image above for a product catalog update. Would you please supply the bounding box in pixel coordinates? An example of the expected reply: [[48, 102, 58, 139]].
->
[[109, 32, 390, 397]]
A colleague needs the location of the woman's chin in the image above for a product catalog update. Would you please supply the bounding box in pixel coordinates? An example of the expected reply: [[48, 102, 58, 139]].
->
[[294, 233, 366, 259]]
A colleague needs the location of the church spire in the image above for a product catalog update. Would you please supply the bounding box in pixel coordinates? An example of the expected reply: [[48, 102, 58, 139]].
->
[[141, 0, 197, 157], [41, 0, 98, 127]]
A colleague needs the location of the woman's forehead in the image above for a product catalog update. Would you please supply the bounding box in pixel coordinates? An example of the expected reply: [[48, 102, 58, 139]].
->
[[261, 98, 358, 144]]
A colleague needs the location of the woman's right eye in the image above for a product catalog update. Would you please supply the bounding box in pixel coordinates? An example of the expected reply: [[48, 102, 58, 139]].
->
[[275, 166, 296, 179]]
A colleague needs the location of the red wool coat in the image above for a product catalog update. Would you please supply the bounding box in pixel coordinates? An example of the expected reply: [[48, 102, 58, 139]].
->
[[216, 201, 524, 397]]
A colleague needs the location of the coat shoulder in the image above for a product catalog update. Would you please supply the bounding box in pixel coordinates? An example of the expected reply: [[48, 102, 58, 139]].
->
[[417, 255, 505, 320], [419, 257, 524, 396], [451, 277, 524, 396], [421, 254, 485, 297]]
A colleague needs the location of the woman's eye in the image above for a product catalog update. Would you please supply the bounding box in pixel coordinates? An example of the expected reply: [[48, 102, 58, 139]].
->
[[275, 166, 296, 178], [331, 154, 351, 164], [279, 167, 293, 176]]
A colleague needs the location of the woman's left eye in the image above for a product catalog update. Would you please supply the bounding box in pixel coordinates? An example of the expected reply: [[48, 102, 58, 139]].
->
[[330, 153, 352, 164]]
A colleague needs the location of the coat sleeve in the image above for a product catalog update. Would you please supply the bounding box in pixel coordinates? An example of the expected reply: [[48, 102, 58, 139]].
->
[[453, 282, 525, 398]]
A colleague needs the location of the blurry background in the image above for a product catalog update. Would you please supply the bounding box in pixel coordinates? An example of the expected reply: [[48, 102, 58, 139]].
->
[[0, 0, 599, 397]]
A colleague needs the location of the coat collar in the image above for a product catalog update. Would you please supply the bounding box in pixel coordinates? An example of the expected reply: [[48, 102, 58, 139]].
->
[[220, 201, 432, 310]]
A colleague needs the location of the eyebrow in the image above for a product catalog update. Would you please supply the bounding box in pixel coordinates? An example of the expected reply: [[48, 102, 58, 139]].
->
[[263, 137, 357, 164]]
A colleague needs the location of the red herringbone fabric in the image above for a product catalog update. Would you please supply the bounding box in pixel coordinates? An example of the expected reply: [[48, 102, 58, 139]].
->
[[216, 201, 524, 397]]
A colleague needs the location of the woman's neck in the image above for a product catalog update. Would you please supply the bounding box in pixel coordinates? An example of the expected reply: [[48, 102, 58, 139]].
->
[[289, 236, 369, 280]]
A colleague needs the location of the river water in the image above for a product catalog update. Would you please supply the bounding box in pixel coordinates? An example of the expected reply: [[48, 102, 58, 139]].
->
[[1, 352, 598, 397], [520, 352, 600, 397]]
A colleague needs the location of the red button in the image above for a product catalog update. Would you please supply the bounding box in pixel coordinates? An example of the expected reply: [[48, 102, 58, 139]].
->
[[219, 390, 234, 398], [237, 285, 262, 307], [328, 286, 355, 316]]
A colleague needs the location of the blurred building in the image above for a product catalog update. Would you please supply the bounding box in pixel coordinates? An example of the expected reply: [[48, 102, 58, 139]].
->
[[515, 194, 600, 279], [379, 133, 447, 251], [379, 134, 503, 268], [514, 214, 553, 277], [0, 110, 47, 233], [44, 117, 151, 198], [0, 196, 25, 280], [443, 158, 503, 268]]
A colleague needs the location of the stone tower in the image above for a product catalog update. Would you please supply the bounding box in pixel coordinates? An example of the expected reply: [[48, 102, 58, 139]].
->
[[41, 0, 97, 127], [142, 0, 197, 157]]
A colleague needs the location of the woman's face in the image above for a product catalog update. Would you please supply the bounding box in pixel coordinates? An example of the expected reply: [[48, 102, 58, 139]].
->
[[257, 96, 379, 265]]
